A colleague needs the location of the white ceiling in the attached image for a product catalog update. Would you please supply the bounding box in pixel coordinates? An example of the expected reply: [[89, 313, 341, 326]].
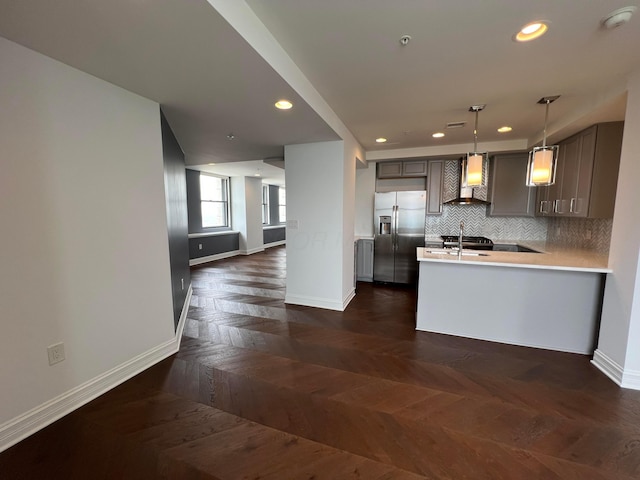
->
[[198, 160, 285, 187], [1, 0, 638, 178]]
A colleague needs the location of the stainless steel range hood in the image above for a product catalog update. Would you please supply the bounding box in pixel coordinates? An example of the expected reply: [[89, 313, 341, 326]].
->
[[443, 158, 490, 205]]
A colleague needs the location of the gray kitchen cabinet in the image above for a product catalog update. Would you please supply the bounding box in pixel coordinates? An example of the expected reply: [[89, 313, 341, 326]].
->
[[356, 238, 374, 282], [536, 122, 623, 218], [377, 160, 427, 178], [573, 123, 622, 218], [426, 160, 444, 215], [402, 160, 428, 177], [377, 162, 403, 178], [536, 145, 565, 216], [487, 153, 536, 217]]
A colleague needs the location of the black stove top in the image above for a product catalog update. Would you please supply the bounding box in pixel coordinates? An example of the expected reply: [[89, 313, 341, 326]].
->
[[441, 235, 494, 250]]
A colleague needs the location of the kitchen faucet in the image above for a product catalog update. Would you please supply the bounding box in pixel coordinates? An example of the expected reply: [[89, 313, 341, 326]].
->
[[458, 221, 464, 253]]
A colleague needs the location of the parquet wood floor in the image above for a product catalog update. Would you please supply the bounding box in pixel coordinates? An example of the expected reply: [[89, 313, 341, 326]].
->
[[2, 246, 640, 479]]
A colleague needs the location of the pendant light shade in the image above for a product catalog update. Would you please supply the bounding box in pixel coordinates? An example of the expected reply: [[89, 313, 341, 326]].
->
[[527, 146, 558, 185], [526, 96, 560, 186], [463, 105, 487, 188]]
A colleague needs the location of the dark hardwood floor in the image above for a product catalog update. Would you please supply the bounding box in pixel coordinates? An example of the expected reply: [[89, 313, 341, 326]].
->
[[2, 245, 640, 479]]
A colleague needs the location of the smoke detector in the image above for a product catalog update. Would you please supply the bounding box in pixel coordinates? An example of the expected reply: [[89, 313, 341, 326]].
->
[[601, 6, 636, 29]]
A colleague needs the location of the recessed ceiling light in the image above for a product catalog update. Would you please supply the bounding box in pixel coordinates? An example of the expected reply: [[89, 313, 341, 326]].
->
[[375, 137, 387, 143], [254, 173, 261, 177], [497, 126, 513, 133], [515, 21, 549, 42], [275, 99, 293, 110], [208, 163, 216, 166], [432, 132, 445, 138]]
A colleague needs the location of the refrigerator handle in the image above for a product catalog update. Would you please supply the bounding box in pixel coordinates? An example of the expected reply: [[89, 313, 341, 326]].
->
[[393, 205, 398, 250]]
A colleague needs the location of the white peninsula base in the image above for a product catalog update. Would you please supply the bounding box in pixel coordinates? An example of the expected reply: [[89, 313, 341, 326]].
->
[[416, 261, 605, 354]]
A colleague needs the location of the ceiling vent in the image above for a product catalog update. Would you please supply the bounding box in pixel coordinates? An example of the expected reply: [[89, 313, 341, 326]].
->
[[446, 121, 466, 129]]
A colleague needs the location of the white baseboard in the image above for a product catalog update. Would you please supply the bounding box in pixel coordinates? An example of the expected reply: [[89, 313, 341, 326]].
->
[[264, 240, 286, 248], [175, 284, 192, 348], [342, 287, 356, 310], [285, 293, 347, 311], [240, 246, 265, 255], [592, 349, 640, 390], [189, 250, 240, 266], [0, 284, 193, 453]]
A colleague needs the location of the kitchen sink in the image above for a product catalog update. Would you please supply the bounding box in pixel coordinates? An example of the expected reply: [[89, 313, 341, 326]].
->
[[492, 244, 541, 253], [425, 249, 489, 257]]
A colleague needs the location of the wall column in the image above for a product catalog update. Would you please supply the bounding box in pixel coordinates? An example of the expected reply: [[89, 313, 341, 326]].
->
[[230, 176, 264, 255], [284, 140, 356, 311], [593, 68, 640, 389]]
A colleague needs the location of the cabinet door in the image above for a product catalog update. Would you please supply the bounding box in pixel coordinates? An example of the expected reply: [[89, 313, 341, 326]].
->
[[488, 153, 536, 217], [547, 143, 565, 216], [558, 133, 581, 215], [356, 239, 374, 282], [378, 162, 403, 178], [426, 160, 444, 215], [572, 126, 597, 217], [535, 184, 551, 216], [402, 160, 427, 177]]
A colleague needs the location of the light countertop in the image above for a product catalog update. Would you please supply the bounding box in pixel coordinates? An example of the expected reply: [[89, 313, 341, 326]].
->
[[417, 241, 611, 273]]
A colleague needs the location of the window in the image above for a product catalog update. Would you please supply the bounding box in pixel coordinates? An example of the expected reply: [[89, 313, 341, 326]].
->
[[278, 187, 286, 223], [262, 185, 270, 224], [200, 174, 229, 228]]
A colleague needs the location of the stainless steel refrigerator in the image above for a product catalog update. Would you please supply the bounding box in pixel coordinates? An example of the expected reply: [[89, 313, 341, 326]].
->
[[373, 190, 426, 284]]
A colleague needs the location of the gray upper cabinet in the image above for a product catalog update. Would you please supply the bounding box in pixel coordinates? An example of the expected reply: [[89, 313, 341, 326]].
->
[[402, 160, 428, 177], [536, 122, 623, 218], [377, 162, 403, 178], [487, 153, 536, 217], [377, 160, 427, 178], [426, 160, 444, 215]]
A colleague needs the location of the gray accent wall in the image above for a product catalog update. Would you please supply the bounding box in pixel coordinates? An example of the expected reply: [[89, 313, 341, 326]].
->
[[186, 168, 240, 260], [189, 233, 239, 259], [161, 111, 190, 330], [263, 227, 286, 244]]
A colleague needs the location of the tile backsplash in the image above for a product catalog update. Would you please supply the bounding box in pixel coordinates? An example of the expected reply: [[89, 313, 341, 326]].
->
[[442, 159, 488, 201], [546, 217, 612, 253], [423, 159, 612, 253], [426, 159, 547, 240], [425, 204, 548, 240]]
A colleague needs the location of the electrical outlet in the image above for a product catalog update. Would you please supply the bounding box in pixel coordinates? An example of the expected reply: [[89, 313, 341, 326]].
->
[[198, 243, 203, 250], [181, 278, 185, 290], [47, 342, 65, 366], [585, 230, 592, 240]]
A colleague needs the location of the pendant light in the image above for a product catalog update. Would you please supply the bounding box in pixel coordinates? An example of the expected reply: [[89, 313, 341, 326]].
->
[[526, 96, 560, 186], [462, 105, 487, 188]]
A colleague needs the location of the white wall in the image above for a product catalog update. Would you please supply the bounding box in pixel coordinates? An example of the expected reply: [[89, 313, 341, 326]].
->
[[341, 138, 360, 302], [594, 67, 640, 389], [355, 162, 376, 237], [0, 38, 175, 444], [285, 141, 354, 310], [231, 176, 264, 255]]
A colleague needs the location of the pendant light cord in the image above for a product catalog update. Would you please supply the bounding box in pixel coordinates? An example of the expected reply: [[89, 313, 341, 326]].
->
[[542, 100, 550, 148], [473, 109, 479, 152]]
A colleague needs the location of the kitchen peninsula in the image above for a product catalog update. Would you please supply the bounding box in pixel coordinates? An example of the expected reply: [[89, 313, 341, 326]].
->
[[416, 245, 610, 354]]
